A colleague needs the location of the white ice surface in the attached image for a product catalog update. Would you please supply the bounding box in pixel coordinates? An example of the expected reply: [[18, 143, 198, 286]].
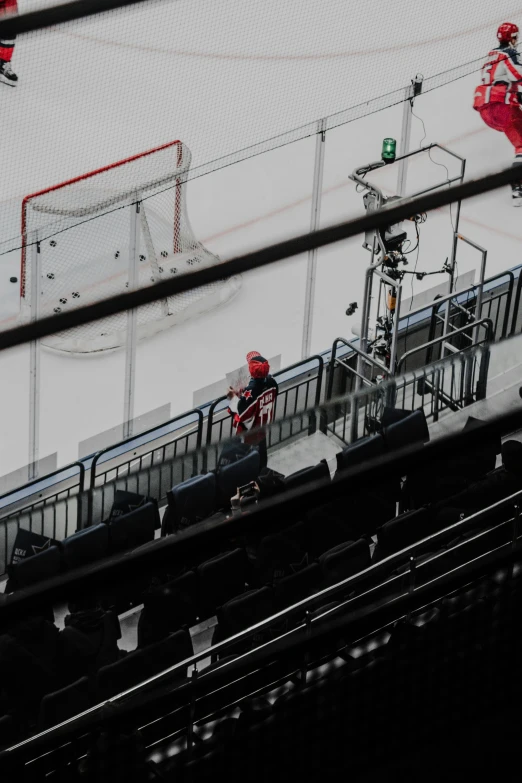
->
[[0, 2, 521, 477]]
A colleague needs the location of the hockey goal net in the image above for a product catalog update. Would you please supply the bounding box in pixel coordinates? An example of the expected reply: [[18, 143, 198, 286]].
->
[[21, 140, 240, 353]]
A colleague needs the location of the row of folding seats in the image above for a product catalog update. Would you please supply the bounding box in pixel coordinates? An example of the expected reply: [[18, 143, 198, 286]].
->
[[0, 628, 195, 736], [211, 538, 371, 652], [403, 414, 503, 509], [137, 548, 251, 645], [162, 450, 262, 535], [8, 501, 160, 590], [161, 450, 332, 539], [372, 438, 522, 562], [135, 530, 371, 655]]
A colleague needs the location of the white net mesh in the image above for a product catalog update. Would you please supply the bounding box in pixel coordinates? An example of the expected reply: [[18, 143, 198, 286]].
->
[[21, 141, 241, 353]]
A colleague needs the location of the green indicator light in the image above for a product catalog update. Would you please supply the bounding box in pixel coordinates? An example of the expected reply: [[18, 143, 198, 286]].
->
[[382, 138, 397, 163]]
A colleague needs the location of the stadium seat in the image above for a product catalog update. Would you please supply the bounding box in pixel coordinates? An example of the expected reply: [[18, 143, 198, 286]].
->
[[109, 501, 157, 553], [97, 650, 147, 700], [407, 417, 501, 501], [336, 434, 385, 473], [109, 489, 161, 530], [274, 562, 322, 610], [197, 548, 249, 618], [300, 510, 358, 558], [10, 545, 61, 589], [380, 406, 414, 428], [459, 415, 500, 475], [383, 408, 429, 451], [283, 460, 330, 492], [403, 467, 471, 509], [62, 524, 110, 570], [374, 507, 434, 559], [142, 629, 194, 681], [216, 450, 261, 507], [434, 468, 522, 519], [0, 634, 57, 715], [164, 570, 199, 623], [216, 586, 274, 641], [217, 438, 252, 467], [9, 615, 61, 681], [318, 539, 371, 586], [0, 714, 18, 750], [254, 528, 309, 584], [164, 473, 217, 535], [37, 677, 92, 731], [138, 572, 198, 647], [502, 439, 522, 476]]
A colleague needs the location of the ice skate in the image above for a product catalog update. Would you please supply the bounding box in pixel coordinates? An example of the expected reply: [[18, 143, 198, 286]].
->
[[0, 59, 17, 86], [512, 184, 522, 206]]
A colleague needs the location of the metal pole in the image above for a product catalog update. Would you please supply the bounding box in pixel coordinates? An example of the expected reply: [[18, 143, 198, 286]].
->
[[442, 159, 466, 356], [356, 243, 379, 389], [28, 238, 41, 481], [301, 609, 311, 684], [187, 663, 198, 758], [389, 282, 402, 376], [511, 504, 520, 581], [301, 118, 326, 360], [397, 83, 414, 197], [407, 555, 416, 620], [123, 200, 140, 440]]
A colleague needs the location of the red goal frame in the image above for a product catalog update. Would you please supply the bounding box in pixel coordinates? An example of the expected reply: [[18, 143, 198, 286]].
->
[[20, 139, 184, 299]]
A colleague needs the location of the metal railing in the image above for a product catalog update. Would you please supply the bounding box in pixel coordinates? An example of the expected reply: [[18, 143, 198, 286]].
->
[[89, 412, 204, 491], [510, 270, 522, 337], [0, 492, 82, 582], [405, 272, 514, 369], [326, 327, 492, 445], [87, 409, 204, 524], [0, 460, 85, 522], [396, 318, 493, 374]]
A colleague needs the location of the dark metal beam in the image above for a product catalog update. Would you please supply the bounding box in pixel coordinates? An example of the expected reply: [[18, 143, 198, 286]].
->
[[0, 0, 157, 36]]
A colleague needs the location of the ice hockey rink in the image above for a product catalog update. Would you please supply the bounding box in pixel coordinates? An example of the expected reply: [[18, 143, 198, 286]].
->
[[0, 0, 521, 477]]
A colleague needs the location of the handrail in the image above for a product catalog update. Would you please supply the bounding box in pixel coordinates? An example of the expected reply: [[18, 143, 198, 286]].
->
[[397, 318, 493, 374], [6, 479, 522, 760], [510, 271, 522, 337], [0, 460, 85, 516], [401, 269, 515, 327], [326, 336, 387, 402], [89, 408, 204, 489]]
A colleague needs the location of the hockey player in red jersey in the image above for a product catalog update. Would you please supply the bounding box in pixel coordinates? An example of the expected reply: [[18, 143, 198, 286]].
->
[[0, 0, 18, 86], [474, 22, 522, 203], [227, 351, 279, 469]]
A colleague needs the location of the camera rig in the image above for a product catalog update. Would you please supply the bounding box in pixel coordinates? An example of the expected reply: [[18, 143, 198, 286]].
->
[[348, 143, 476, 384]]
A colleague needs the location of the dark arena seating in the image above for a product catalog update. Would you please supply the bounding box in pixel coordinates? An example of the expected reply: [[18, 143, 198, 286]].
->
[[1, 404, 522, 781]]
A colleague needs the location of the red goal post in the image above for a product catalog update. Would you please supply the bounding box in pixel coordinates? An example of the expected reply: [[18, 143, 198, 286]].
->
[[20, 139, 185, 300], [18, 139, 241, 354]]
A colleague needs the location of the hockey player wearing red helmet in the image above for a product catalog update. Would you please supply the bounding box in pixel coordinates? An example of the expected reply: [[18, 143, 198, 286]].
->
[[226, 351, 279, 469], [0, 0, 18, 86], [474, 22, 522, 203]]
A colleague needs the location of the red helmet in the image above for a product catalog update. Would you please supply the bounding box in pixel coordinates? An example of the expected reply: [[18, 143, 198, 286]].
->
[[497, 22, 519, 43]]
